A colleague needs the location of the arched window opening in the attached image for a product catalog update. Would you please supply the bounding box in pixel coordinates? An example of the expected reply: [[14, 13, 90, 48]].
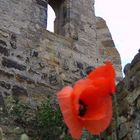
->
[[48, 0, 66, 36], [47, 5, 56, 32]]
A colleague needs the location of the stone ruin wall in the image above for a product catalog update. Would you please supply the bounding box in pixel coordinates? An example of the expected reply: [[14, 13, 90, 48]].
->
[[115, 50, 140, 140], [96, 17, 122, 81], [1, 0, 140, 140], [0, 0, 126, 139], [0, 0, 122, 105]]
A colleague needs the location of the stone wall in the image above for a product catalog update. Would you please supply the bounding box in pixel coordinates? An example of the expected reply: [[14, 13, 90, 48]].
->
[[115, 50, 140, 140], [0, 27, 101, 140], [96, 17, 122, 81], [0, 28, 99, 106], [0, 0, 123, 139], [50, 0, 98, 64], [0, 0, 122, 105], [0, 0, 47, 34]]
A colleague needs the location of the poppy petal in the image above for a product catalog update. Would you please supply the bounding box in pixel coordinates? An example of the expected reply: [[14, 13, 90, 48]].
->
[[83, 96, 112, 135], [91, 77, 113, 96], [87, 62, 116, 95], [72, 79, 93, 114], [57, 86, 83, 139], [87, 61, 115, 81], [79, 86, 107, 120]]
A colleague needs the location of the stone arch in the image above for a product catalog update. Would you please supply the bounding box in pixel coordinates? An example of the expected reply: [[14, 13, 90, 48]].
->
[[48, 0, 67, 35]]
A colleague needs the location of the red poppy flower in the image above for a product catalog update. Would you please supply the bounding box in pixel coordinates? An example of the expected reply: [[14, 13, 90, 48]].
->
[[57, 61, 116, 139]]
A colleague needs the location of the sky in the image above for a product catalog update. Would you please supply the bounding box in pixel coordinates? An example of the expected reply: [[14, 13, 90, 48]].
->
[[95, 0, 140, 70], [47, 0, 140, 70]]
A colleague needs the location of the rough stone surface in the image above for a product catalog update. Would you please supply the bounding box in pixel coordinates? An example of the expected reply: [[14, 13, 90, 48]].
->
[[119, 123, 130, 139], [0, 92, 5, 112], [0, 0, 122, 139], [96, 17, 122, 80], [0, 0, 122, 101], [2, 57, 26, 71], [112, 50, 140, 140]]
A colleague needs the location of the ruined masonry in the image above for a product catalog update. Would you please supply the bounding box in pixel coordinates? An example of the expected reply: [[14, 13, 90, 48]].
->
[[0, 0, 123, 139], [0, 0, 132, 140], [0, 0, 122, 104], [115, 50, 140, 140], [1, 0, 140, 140]]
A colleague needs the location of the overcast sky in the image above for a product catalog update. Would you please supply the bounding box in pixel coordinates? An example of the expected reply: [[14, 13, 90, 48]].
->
[[47, 0, 140, 70], [95, 0, 140, 70]]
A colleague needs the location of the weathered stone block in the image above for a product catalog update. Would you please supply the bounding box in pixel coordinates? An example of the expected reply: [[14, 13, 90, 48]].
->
[[36, 0, 47, 8], [32, 51, 39, 57], [0, 81, 11, 90], [136, 97, 140, 110], [10, 34, 17, 49], [119, 123, 129, 139], [102, 40, 115, 48], [96, 17, 107, 29], [48, 73, 59, 86], [0, 69, 14, 78], [76, 61, 84, 69], [0, 46, 10, 56], [131, 49, 140, 67], [119, 99, 130, 116], [2, 57, 26, 71], [12, 85, 28, 97], [16, 74, 35, 84], [0, 39, 7, 46], [0, 92, 5, 112]]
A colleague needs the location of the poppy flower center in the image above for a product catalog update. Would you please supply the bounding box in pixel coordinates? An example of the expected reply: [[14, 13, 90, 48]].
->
[[78, 99, 87, 117]]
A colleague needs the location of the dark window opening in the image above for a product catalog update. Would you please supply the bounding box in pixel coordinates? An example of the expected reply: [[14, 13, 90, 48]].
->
[[47, 0, 66, 35]]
